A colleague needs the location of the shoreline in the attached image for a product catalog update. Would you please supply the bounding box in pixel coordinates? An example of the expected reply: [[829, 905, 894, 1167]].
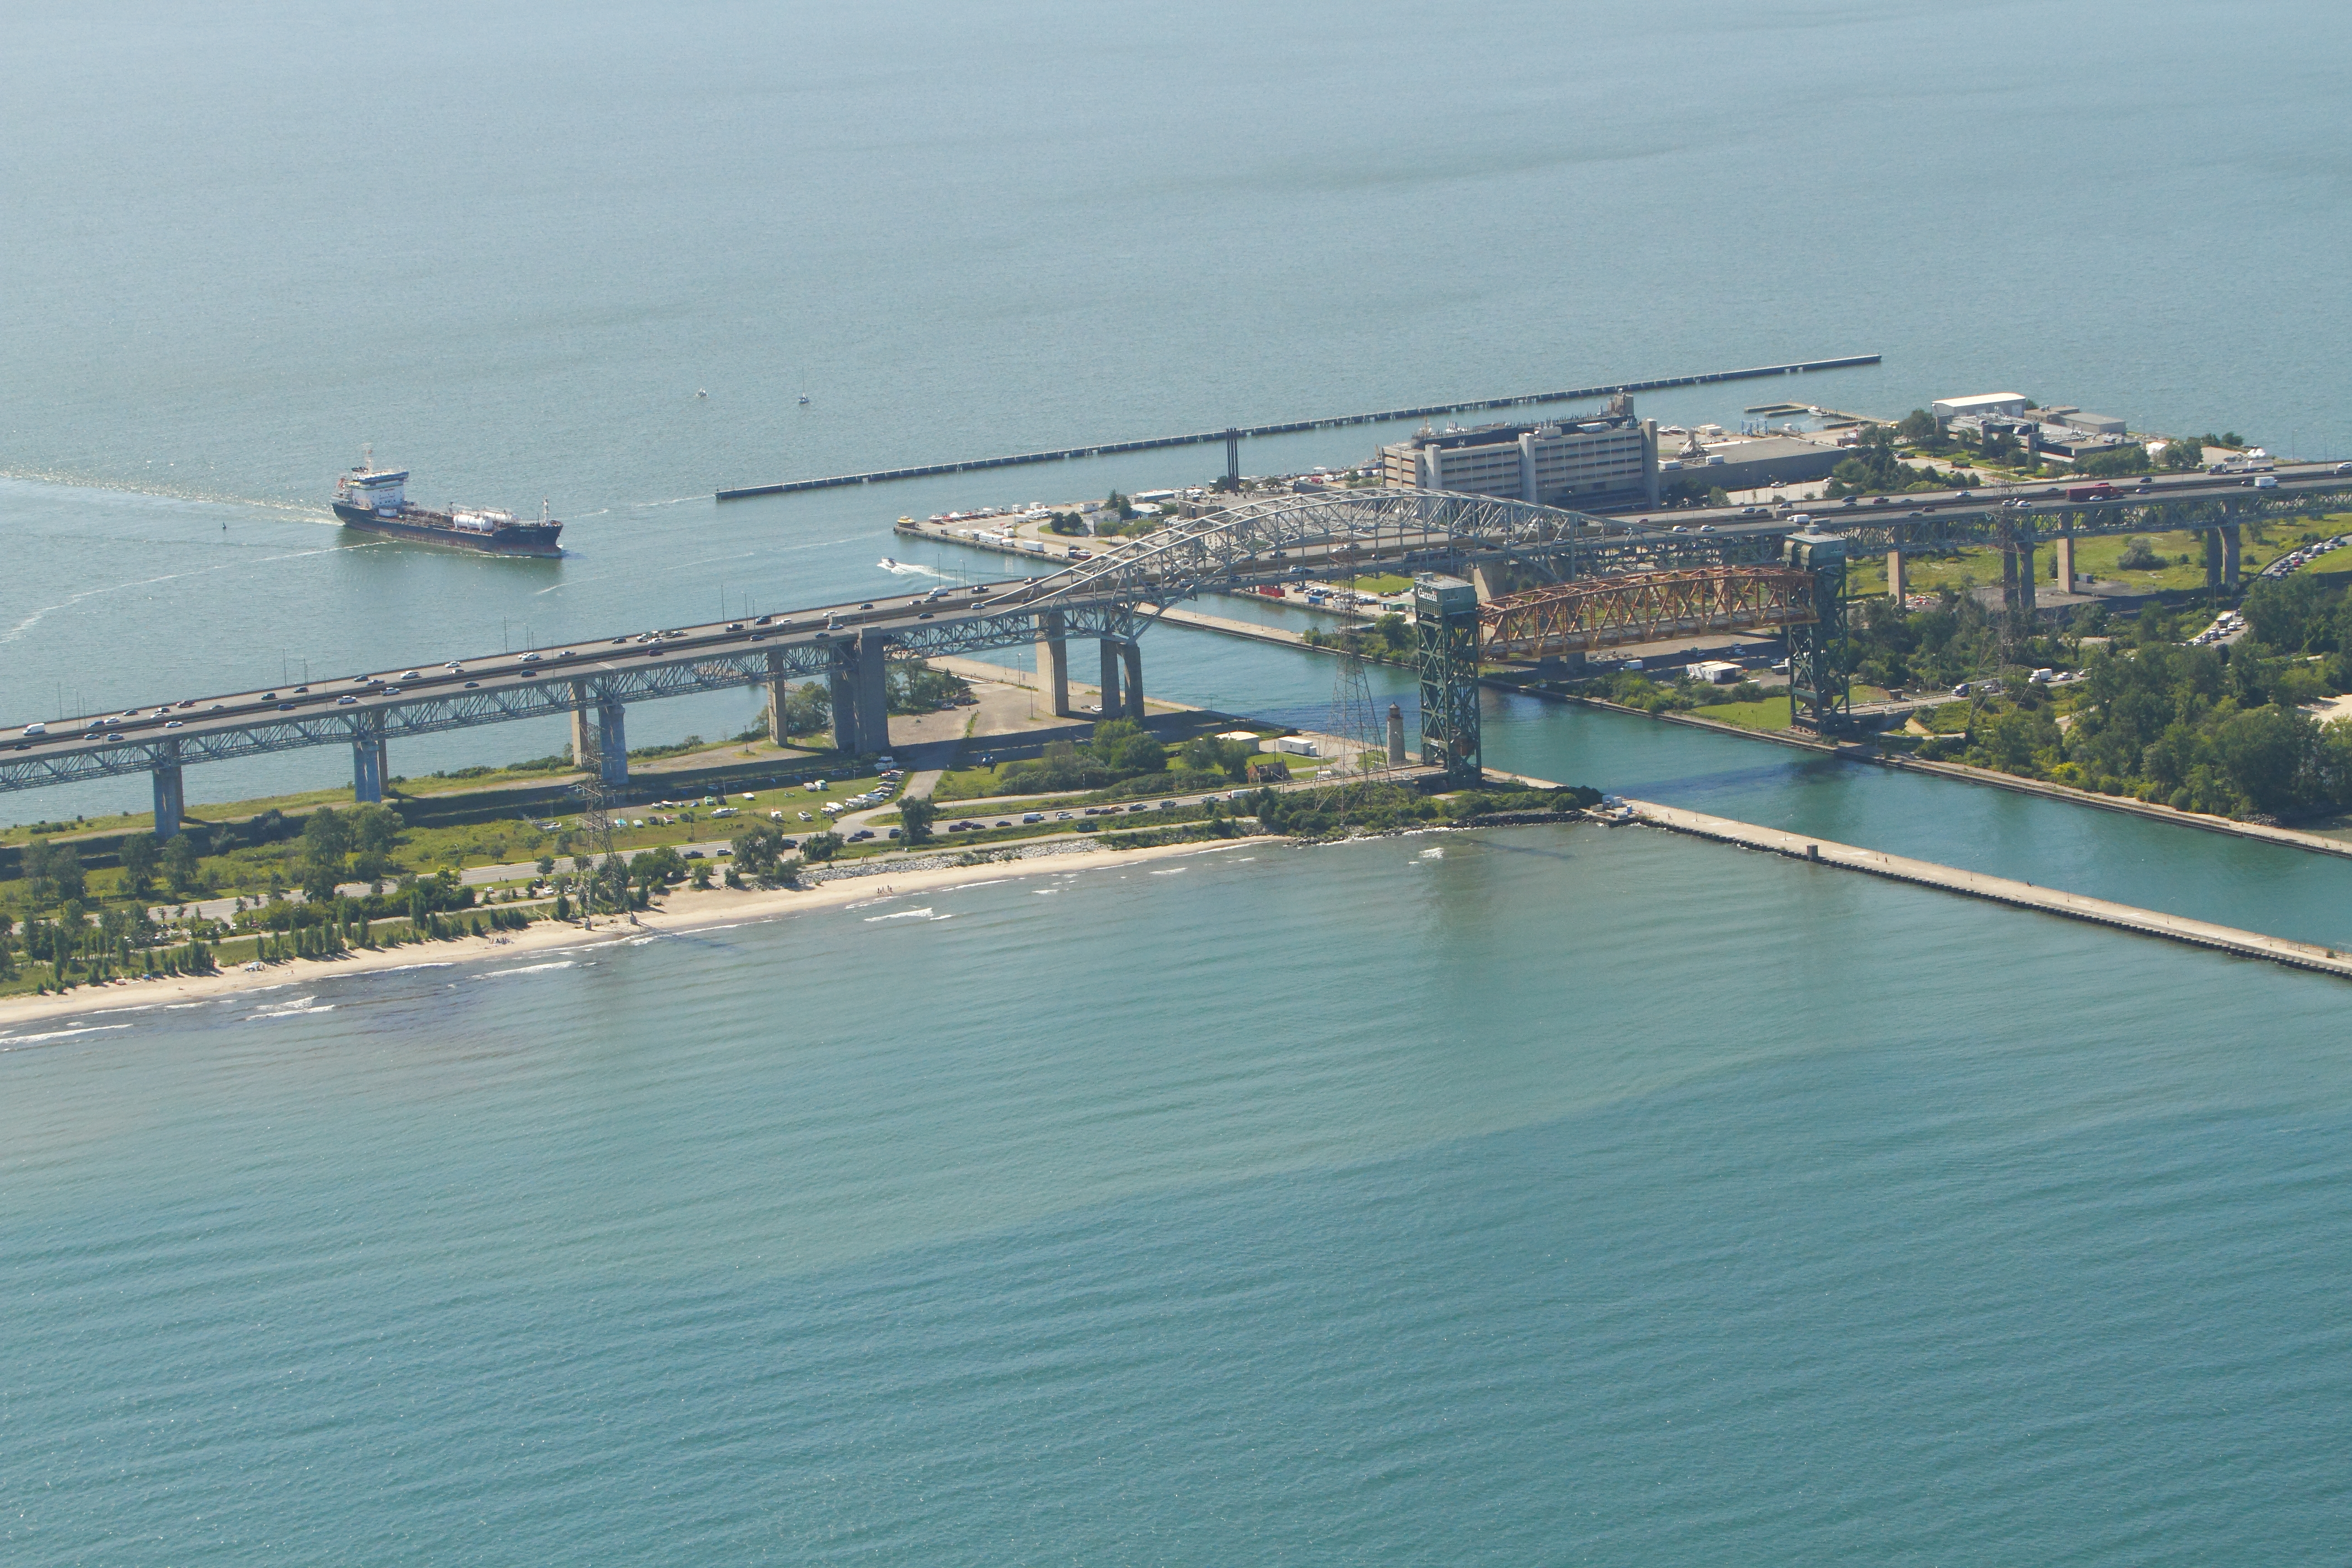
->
[[1536, 688, 2352, 859], [0, 837, 1265, 1036]]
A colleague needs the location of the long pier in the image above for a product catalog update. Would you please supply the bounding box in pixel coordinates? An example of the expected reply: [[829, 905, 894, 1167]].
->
[[714, 354, 1883, 500], [1628, 799, 2352, 981]]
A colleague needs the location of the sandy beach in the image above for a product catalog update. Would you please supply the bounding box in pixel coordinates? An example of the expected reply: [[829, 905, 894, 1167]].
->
[[0, 838, 1269, 1037]]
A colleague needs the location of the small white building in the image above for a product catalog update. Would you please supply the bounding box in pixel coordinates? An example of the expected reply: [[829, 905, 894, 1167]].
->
[[1215, 730, 1266, 751], [1931, 392, 2029, 421], [1687, 660, 1744, 685]]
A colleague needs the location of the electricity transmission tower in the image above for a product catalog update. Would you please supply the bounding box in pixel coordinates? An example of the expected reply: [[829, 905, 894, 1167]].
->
[[575, 758, 622, 924]]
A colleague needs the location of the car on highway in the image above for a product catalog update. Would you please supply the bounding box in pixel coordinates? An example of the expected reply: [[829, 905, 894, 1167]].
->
[[402, 671, 420, 680], [338, 695, 358, 705], [522, 652, 541, 662], [22, 723, 44, 736]]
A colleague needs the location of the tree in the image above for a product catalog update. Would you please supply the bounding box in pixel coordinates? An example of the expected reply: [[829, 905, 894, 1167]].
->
[[21, 839, 84, 907], [2161, 435, 2205, 472], [351, 803, 401, 857], [688, 859, 714, 890], [1897, 408, 1938, 444], [536, 855, 556, 876], [299, 807, 352, 901], [887, 660, 972, 714], [801, 832, 843, 863], [120, 833, 159, 898], [778, 681, 831, 738], [898, 796, 937, 845], [2214, 705, 2314, 817], [2075, 445, 2152, 478], [162, 833, 201, 897], [1091, 718, 1166, 775]]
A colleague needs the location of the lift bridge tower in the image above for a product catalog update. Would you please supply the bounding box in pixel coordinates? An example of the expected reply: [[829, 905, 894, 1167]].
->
[[1415, 573, 1482, 782], [1783, 529, 1852, 735]]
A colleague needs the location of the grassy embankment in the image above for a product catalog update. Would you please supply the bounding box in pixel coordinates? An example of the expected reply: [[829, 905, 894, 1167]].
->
[[0, 737, 887, 911]]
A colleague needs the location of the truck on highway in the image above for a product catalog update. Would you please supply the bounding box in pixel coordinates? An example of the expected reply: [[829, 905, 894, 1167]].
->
[[2065, 482, 2118, 502]]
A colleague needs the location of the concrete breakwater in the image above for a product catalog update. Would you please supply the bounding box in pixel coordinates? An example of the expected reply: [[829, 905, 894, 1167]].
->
[[1627, 797, 2352, 981], [714, 354, 1880, 500]]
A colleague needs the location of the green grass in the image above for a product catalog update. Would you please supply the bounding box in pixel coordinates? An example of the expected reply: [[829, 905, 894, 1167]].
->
[[1682, 698, 1795, 733], [0, 751, 887, 913], [1349, 573, 1413, 595], [1844, 524, 2327, 601]]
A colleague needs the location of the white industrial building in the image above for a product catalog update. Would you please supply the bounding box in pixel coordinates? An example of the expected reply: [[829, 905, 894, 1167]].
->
[[1931, 392, 2029, 421]]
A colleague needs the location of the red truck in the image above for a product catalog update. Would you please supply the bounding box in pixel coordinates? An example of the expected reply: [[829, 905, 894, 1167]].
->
[[2066, 482, 2118, 502]]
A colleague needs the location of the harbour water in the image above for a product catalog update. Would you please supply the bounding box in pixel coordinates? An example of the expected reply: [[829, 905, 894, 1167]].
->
[[7, 1, 2352, 1559]]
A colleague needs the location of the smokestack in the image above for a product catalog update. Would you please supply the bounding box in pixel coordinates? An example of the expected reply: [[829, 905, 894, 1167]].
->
[[1387, 703, 1406, 766]]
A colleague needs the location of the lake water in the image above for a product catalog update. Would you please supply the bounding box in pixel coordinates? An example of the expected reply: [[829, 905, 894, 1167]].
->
[[6, 1, 2352, 1559]]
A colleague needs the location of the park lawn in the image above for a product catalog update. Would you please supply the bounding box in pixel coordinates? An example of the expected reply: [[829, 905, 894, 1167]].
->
[[5, 762, 892, 911], [1686, 697, 1795, 733], [0, 780, 363, 847], [1846, 525, 2325, 601], [1350, 573, 1414, 595]]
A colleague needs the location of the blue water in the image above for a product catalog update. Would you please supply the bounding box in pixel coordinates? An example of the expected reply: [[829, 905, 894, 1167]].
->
[[8, 0, 2352, 1559], [9, 837, 2352, 1562]]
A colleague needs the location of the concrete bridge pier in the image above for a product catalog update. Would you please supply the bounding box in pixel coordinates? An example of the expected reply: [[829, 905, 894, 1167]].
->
[[570, 682, 629, 788], [1034, 610, 1071, 716], [2223, 522, 2242, 589], [1886, 549, 1906, 604], [1098, 639, 1123, 717], [352, 716, 387, 804], [2017, 539, 2037, 615], [2204, 529, 2225, 595], [764, 649, 793, 746], [2055, 528, 2076, 592], [1120, 641, 1145, 720], [152, 740, 184, 840], [826, 642, 861, 754], [855, 632, 892, 756], [2001, 540, 2020, 612]]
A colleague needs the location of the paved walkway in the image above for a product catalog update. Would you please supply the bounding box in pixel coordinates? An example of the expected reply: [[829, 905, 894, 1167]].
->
[[1625, 797, 2352, 980]]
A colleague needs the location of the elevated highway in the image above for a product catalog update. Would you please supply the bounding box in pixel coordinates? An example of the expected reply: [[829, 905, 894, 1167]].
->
[[9, 465, 2349, 834], [0, 489, 1609, 829]]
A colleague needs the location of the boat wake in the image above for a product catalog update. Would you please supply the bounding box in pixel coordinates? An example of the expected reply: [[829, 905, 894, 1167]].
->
[[877, 558, 950, 579]]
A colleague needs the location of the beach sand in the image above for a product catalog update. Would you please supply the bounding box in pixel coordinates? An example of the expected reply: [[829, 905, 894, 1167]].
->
[[0, 838, 1268, 1036]]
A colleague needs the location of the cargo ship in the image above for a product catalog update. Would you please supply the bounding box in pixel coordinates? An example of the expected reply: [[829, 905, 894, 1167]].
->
[[331, 453, 563, 557]]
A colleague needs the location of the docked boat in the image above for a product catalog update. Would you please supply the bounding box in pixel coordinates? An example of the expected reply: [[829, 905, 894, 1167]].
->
[[331, 453, 563, 557]]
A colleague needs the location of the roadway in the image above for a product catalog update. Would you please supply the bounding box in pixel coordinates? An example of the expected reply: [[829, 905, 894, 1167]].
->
[[13, 465, 2348, 808], [4, 581, 1038, 755], [1604, 460, 2352, 543]]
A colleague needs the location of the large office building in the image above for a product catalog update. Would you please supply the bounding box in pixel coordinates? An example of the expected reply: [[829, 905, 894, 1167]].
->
[[1380, 403, 1659, 510]]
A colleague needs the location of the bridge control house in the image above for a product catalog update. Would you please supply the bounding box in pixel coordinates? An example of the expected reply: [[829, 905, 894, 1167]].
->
[[1380, 402, 1661, 510]]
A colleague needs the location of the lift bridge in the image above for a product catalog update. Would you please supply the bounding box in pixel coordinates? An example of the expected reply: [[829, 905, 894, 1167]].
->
[[10, 467, 2342, 826]]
